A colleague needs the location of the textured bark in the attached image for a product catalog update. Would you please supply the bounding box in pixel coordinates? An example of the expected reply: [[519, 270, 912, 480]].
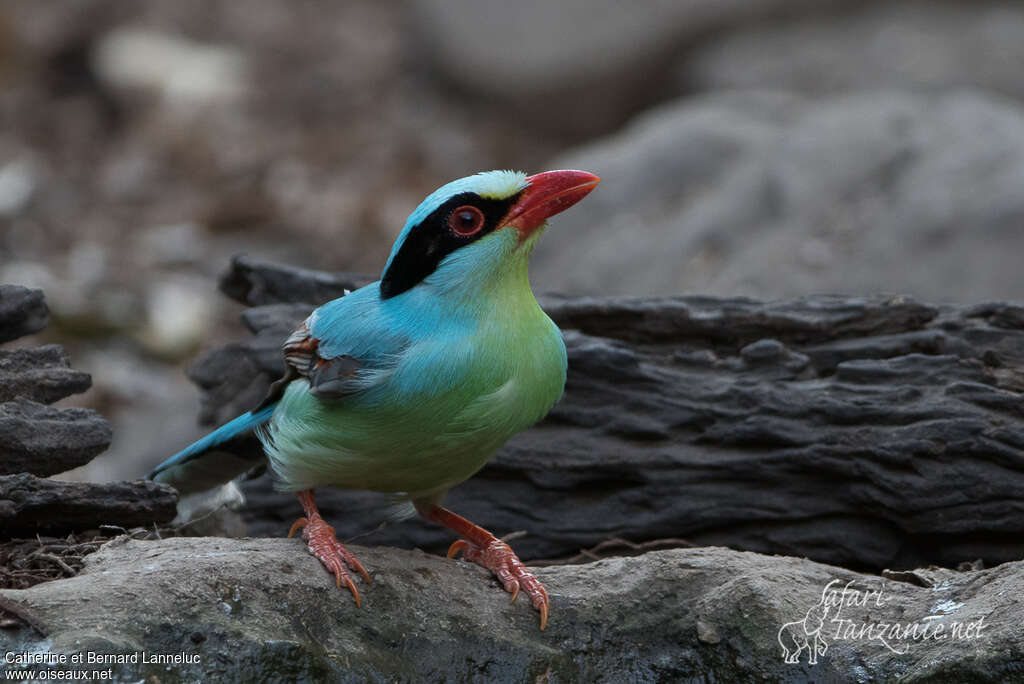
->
[[218, 254, 372, 307], [186, 257, 1024, 571], [0, 473, 177, 537], [0, 284, 151, 533], [1, 538, 1020, 682], [0, 401, 112, 478], [0, 345, 92, 405]]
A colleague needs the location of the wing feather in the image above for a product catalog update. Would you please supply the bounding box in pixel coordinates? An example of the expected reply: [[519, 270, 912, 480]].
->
[[270, 285, 406, 403]]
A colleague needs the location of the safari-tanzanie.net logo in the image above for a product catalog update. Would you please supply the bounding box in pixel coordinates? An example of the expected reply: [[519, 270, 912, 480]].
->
[[778, 579, 986, 665]]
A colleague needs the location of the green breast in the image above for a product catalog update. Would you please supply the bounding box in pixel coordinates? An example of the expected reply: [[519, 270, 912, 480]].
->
[[263, 304, 566, 498]]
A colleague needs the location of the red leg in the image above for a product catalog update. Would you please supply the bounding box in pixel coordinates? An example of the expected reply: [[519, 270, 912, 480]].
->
[[418, 504, 550, 630], [288, 489, 370, 605]]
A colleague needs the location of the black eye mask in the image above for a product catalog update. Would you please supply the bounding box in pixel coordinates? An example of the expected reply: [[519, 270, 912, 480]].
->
[[380, 191, 522, 299]]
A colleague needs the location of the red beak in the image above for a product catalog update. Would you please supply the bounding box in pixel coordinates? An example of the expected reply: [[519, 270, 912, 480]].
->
[[503, 169, 600, 238]]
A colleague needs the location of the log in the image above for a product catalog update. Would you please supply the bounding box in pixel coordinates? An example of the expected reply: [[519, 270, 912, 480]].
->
[[0, 473, 178, 537], [0, 345, 92, 405], [0, 287, 109, 479], [218, 254, 372, 307], [0, 401, 112, 478], [0, 538, 1019, 681], [184, 258, 1024, 571]]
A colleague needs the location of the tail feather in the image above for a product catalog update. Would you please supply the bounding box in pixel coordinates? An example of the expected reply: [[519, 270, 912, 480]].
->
[[150, 404, 276, 495]]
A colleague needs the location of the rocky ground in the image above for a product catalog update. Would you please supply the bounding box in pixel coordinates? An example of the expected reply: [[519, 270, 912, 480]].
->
[[3, 538, 1022, 683]]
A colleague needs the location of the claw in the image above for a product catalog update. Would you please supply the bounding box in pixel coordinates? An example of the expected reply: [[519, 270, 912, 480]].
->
[[350, 557, 372, 585], [447, 539, 470, 559], [336, 545, 372, 584], [344, 576, 361, 608], [291, 490, 369, 607], [421, 505, 551, 630], [288, 517, 309, 538]]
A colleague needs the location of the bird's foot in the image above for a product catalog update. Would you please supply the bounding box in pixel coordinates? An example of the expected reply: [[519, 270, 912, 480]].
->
[[447, 538, 550, 629], [289, 490, 370, 606], [416, 503, 550, 629]]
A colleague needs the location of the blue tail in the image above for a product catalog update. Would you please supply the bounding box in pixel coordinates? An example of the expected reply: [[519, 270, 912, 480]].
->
[[150, 404, 276, 494]]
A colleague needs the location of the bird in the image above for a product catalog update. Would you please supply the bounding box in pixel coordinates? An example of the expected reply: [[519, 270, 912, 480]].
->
[[149, 168, 600, 630]]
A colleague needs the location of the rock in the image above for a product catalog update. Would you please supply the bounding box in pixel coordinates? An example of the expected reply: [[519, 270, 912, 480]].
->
[[134, 222, 204, 267], [177, 259, 1024, 571], [93, 27, 248, 106], [530, 90, 1024, 303], [0, 160, 37, 217], [0, 401, 112, 478], [411, 0, 856, 134], [0, 473, 177, 537], [0, 345, 91, 404], [0, 285, 48, 344], [1, 539, 1020, 681], [683, 1, 1024, 101], [137, 279, 217, 360]]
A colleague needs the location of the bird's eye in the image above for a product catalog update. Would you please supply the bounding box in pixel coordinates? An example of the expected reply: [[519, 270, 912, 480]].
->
[[448, 205, 485, 236]]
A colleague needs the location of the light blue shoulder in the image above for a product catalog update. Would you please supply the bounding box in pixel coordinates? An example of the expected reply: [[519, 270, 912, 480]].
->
[[308, 281, 409, 361], [304, 279, 478, 403]]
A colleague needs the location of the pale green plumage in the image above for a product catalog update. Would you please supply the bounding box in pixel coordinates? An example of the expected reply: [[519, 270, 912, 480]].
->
[[261, 227, 566, 502]]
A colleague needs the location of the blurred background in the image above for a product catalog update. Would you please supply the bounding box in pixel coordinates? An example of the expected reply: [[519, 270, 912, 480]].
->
[[1, 0, 1022, 483]]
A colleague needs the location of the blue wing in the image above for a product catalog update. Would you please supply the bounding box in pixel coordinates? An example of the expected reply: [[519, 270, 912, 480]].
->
[[151, 282, 408, 493], [285, 282, 409, 400]]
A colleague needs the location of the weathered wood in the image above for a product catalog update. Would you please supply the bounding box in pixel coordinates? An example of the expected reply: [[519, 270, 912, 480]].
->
[[218, 254, 372, 307], [0, 473, 178, 537], [0, 345, 92, 404], [0, 288, 111, 482], [0, 401, 112, 478], [0, 286, 48, 344], [188, 258, 1024, 571]]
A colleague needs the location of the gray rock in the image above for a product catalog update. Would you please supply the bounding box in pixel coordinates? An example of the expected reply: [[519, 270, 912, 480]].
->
[[411, 0, 855, 133], [683, 1, 1024, 101], [0, 473, 177, 537], [175, 259, 1024, 571], [530, 90, 1024, 302], [0, 160, 37, 217], [0, 345, 92, 405], [93, 27, 248, 106], [0, 401, 112, 478], [0, 286, 48, 344], [1, 538, 1020, 681]]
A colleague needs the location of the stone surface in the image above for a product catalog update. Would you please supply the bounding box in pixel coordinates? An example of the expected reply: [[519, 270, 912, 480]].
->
[[0, 286, 48, 344], [174, 259, 1024, 572], [412, 0, 854, 134], [0, 345, 91, 404], [0, 473, 177, 537], [683, 1, 1024, 102], [1, 538, 1020, 682], [530, 90, 1024, 302], [0, 401, 112, 478]]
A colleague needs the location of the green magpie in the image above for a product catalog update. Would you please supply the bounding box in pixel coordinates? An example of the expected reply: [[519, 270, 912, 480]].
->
[[150, 169, 601, 629]]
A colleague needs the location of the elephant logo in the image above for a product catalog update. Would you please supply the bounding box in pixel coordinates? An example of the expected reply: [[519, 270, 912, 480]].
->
[[778, 601, 830, 665]]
